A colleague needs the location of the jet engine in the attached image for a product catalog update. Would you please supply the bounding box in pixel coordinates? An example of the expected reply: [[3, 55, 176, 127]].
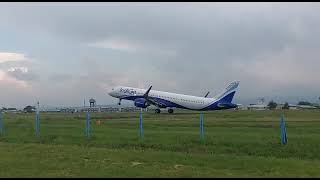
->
[[134, 98, 150, 108]]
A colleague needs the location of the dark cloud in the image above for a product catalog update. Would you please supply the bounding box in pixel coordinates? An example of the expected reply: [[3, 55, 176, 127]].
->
[[1, 3, 320, 106]]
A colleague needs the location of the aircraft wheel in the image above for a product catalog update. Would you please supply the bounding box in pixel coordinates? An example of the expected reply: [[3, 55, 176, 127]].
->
[[168, 109, 174, 114], [155, 109, 161, 113]]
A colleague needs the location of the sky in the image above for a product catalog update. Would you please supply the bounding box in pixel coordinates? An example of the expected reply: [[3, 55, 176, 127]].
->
[[0, 2, 320, 108]]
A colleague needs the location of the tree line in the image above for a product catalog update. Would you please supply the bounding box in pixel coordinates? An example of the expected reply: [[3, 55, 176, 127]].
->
[[267, 100, 319, 110]]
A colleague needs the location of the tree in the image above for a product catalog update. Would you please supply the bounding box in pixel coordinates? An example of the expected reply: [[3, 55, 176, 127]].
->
[[282, 102, 289, 110], [298, 101, 312, 106], [23, 105, 35, 113], [267, 100, 277, 110]]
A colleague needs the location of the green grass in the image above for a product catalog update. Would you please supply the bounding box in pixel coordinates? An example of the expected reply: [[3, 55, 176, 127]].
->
[[0, 110, 319, 177]]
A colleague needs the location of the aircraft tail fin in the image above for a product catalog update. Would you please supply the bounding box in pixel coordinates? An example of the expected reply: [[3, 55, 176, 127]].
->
[[214, 81, 239, 103]]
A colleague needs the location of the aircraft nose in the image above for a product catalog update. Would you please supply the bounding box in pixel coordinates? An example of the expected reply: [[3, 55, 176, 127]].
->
[[108, 88, 114, 96]]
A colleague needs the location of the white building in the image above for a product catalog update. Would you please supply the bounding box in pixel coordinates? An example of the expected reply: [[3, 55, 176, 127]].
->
[[297, 105, 317, 109], [247, 104, 268, 110]]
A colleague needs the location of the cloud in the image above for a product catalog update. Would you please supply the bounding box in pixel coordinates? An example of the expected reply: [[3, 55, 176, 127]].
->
[[8, 66, 28, 73], [88, 36, 178, 56], [1, 3, 320, 106], [48, 73, 73, 82], [0, 69, 36, 108], [0, 70, 30, 89], [0, 52, 27, 63], [88, 37, 139, 52], [0, 52, 39, 83], [231, 47, 320, 86], [6, 66, 39, 82]]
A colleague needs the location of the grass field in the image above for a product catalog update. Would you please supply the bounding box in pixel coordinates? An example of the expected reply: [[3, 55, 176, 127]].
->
[[0, 109, 319, 177]]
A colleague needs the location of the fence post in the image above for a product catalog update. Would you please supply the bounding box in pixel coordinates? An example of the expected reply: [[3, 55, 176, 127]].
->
[[139, 108, 144, 139], [85, 111, 91, 138], [280, 113, 287, 145], [200, 113, 205, 143], [0, 111, 4, 135], [35, 102, 40, 137]]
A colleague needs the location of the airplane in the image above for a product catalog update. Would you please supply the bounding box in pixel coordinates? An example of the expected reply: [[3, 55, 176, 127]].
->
[[108, 81, 239, 114]]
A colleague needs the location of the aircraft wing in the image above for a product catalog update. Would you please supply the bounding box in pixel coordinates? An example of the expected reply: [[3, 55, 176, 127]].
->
[[143, 86, 167, 108], [145, 96, 167, 108]]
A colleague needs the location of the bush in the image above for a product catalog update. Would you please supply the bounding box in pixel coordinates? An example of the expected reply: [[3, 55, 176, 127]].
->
[[282, 102, 289, 109], [267, 100, 277, 110]]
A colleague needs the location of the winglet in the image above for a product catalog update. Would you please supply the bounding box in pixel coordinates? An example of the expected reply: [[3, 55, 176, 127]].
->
[[143, 86, 152, 98], [204, 91, 210, 98]]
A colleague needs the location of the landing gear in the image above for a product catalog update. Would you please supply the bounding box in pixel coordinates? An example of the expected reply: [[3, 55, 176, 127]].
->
[[168, 109, 174, 114], [155, 109, 161, 113], [118, 99, 122, 105]]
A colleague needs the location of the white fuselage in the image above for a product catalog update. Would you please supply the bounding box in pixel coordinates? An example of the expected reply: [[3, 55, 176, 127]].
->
[[148, 87, 210, 109], [108, 81, 239, 111], [109, 86, 217, 110]]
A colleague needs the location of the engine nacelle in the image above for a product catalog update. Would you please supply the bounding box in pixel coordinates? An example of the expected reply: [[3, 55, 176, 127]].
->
[[134, 98, 150, 108]]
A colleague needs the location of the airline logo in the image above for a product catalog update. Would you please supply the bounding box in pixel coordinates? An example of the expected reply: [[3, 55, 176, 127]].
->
[[120, 88, 137, 95], [226, 81, 239, 92]]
